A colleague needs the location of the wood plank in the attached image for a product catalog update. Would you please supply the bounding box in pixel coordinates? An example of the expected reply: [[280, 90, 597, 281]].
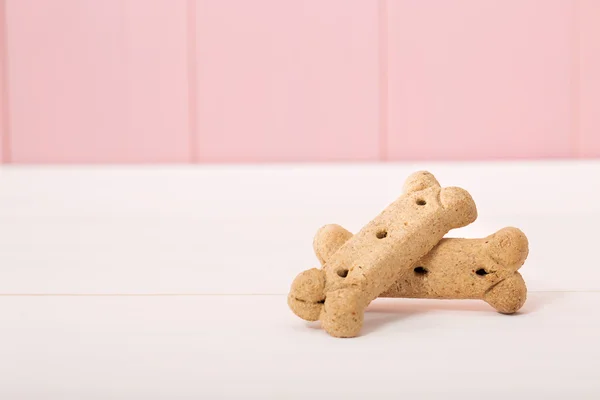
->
[[578, 0, 600, 157], [0, 0, 6, 162], [194, 0, 380, 162], [5, 0, 189, 163], [387, 0, 573, 161]]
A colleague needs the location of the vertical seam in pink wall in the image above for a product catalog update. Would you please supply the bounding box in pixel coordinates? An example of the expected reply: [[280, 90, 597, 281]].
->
[[572, 0, 581, 158], [378, 0, 388, 162], [0, 0, 11, 163], [187, 0, 198, 163]]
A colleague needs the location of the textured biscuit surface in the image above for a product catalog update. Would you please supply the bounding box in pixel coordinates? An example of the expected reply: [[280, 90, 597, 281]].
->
[[313, 225, 529, 314], [288, 171, 478, 337]]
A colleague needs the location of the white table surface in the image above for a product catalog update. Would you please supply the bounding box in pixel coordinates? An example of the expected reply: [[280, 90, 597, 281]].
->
[[1, 162, 599, 398], [1, 161, 599, 294], [1, 292, 598, 399]]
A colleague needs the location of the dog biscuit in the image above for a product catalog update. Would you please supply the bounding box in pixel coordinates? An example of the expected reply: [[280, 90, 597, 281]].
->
[[288, 171, 478, 337], [313, 225, 528, 314]]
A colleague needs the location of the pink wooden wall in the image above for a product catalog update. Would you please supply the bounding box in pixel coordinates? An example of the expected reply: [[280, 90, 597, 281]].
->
[[0, 0, 599, 164]]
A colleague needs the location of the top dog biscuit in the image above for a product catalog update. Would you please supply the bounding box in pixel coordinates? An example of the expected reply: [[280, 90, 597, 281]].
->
[[288, 171, 478, 337]]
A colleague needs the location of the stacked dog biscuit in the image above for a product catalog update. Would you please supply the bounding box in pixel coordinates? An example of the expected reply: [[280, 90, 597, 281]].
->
[[288, 171, 529, 338]]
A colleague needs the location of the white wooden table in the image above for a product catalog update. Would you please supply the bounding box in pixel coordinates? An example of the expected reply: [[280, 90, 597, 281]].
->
[[0, 161, 599, 398]]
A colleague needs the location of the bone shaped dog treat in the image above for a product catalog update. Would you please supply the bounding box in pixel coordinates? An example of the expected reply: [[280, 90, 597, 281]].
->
[[313, 225, 528, 314], [288, 171, 477, 337]]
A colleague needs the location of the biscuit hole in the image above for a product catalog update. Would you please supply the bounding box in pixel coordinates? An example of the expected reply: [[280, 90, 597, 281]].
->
[[337, 269, 349, 278], [416, 199, 427, 206], [476, 268, 489, 276], [376, 230, 387, 239], [317, 299, 325, 304], [414, 266, 428, 275]]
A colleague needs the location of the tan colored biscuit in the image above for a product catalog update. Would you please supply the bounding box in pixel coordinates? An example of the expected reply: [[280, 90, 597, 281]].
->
[[288, 171, 477, 337], [313, 225, 528, 314]]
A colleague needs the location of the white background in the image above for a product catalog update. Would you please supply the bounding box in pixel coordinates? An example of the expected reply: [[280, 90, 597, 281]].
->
[[0, 161, 599, 399]]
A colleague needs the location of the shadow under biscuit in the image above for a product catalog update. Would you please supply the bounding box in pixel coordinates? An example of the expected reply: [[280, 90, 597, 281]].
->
[[367, 298, 497, 314], [359, 299, 527, 336], [516, 291, 565, 314], [360, 292, 566, 334], [303, 293, 562, 336]]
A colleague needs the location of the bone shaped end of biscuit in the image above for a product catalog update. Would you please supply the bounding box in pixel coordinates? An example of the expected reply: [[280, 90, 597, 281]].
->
[[404, 171, 478, 229], [288, 268, 325, 321], [486, 227, 529, 271], [403, 171, 441, 194], [439, 187, 478, 228], [484, 271, 527, 314], [288, 270, 366, 337], [320, 289, 365, 338], [313, 224, 353, 265]]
